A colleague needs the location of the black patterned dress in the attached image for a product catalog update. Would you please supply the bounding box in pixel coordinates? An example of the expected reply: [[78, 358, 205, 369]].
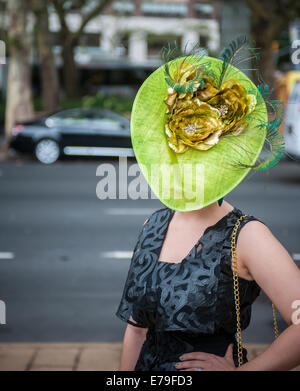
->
[[115, 206, 264, 370]]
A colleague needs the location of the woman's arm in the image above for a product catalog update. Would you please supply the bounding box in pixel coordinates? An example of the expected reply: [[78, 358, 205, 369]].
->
[[119, 218, 150, 370], [119, 319, 148, 371], [235, 220, 300, 370], [176, 219, 300, 371]]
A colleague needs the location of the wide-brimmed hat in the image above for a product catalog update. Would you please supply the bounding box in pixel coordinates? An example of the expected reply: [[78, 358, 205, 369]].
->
[[130, 36, 285, 211]]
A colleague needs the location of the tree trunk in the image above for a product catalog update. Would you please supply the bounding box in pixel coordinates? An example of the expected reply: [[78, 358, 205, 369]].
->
[[250, 15, 276, 89], [246, 0, 291, 91], [34, 0, 60, 112], [51, 0, 112, 99], [5, 0, 34, 148], [62, 38, 79, 98]]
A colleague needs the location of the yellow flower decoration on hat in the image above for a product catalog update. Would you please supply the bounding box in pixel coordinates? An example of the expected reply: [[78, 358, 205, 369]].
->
[[164, 63, 257, 153]]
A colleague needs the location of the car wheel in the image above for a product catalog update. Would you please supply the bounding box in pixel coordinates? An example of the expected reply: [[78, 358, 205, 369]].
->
[[35, 139, 60, 164]]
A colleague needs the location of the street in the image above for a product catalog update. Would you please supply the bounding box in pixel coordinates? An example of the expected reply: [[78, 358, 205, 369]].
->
[[0, 157, 299, 344]]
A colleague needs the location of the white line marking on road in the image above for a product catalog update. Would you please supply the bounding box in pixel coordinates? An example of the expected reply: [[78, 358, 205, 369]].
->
[[101, 251, 133, 259], [105, 208, 155, 216], [0, 252, 14, 260], [64, 146, 135, 157], [293, 253, 300, 261]]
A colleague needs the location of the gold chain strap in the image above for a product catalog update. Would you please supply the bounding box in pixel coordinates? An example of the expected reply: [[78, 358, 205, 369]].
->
[[231, 214, 279, 367], [272, 303, 279, 339]]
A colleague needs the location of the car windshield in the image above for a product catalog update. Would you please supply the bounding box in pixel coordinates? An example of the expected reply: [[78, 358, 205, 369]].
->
[[47, 109, 127, 131]]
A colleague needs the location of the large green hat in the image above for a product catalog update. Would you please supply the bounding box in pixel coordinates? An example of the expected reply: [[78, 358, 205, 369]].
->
[[130, 37, 285, 211]]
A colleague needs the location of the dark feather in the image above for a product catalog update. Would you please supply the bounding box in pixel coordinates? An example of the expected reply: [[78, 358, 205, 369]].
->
[[217, 36, 253, 87]]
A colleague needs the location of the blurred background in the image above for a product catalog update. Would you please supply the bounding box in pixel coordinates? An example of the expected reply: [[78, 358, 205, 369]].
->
[[0, 0, 300, 371]]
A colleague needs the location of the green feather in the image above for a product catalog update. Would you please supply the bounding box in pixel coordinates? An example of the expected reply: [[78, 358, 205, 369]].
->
[[161, 40, 213, 94]]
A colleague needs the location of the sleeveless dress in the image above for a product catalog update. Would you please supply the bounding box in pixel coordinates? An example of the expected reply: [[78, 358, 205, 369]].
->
[[115, 206, 265, 371]]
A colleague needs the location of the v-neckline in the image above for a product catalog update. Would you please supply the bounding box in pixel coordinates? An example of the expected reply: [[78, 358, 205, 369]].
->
[[156, 206, 238, 266]]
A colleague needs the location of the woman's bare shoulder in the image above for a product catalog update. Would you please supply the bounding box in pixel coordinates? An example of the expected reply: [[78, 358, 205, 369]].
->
[[235, 218, 278, 280], [239, 217, 273, 242], [237, 217, 296, 279]]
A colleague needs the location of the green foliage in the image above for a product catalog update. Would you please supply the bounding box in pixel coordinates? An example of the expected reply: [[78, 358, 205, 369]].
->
[[0, 92, 134, 127], [58, 92, 134, 115], [80, 92, 134, 115], [33, 96, 43, 112], [59, 97, 83, 110]]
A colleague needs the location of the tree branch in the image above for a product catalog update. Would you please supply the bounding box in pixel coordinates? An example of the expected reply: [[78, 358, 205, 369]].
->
[[52, 0, 70, 34], [73, 0, 111, 42], [246, 0, 270, 20]]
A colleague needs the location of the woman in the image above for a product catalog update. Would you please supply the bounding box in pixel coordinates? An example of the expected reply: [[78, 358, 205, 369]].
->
[[116, 199, 300, 370], [115, 37, 300, 371]]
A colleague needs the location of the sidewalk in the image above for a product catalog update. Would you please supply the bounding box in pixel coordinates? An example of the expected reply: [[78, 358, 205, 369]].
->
[[0, 343, 299, 371]]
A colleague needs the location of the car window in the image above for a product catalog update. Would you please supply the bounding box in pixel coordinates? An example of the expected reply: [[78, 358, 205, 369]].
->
[[89, 110, 127, 131], [92, 117, 123, 131], [57, 118, 92, 127], [47, 110, 91, 127], [47, 109, 127, 131]]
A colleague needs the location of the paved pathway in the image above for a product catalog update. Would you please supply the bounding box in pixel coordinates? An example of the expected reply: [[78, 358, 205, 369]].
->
[[0, 343, 299, 371]]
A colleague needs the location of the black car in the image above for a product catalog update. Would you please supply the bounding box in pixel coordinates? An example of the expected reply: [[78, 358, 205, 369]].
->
[[9, 108, 134, 164]]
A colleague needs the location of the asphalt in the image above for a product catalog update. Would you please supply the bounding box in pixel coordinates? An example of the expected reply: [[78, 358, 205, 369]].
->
[[0, 156, 299, 344]]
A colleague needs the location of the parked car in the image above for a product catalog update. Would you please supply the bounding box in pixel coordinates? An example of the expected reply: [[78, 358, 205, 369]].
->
[[284, 81, 300, 160], [9, 108, 134, 164]]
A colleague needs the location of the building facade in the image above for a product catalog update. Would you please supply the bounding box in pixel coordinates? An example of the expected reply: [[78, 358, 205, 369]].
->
[[49, 0, 220, 69]]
